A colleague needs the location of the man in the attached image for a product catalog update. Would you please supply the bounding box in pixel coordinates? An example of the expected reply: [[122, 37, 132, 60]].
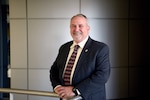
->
[[50, 14, 110, 100]]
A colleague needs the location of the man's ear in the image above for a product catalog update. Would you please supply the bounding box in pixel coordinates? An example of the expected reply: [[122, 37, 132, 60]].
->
[[87, 25, 90, 32]]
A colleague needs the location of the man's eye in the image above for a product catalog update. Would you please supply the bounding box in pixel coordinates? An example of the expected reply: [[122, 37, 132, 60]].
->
[[79, 25, 83, 28]]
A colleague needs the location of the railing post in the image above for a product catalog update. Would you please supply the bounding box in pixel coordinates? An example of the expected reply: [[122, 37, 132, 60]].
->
[[9, 93, 13, 100]]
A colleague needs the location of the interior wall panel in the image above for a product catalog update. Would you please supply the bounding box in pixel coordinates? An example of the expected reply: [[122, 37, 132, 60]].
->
[[11, 69, 28, 100], [28, 20, 71, 68], [129, 68, 144, 98], [129, 20, 148, 67], [130, 0, 149, 18], [129, 19, 147, 99], [106, 68, 128, 99], [9, 0, 26, 18], [10, 20, 27, 68], [27, 0, 80, 18], [12, 94, 27, 100], [28, 69, 52, 91], [81, 0, 129, 18], [28, 69, 58, 100], [89, 19, 128, 67], [29, 96, 58, 100]]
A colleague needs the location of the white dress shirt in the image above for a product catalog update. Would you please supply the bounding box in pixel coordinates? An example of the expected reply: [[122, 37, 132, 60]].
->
[[63, 36, 89, 84]]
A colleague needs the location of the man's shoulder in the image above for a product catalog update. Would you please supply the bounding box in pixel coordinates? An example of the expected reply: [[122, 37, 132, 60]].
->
[[88, 37, 108, 48], [59, 41, 73, 50], [61, 41, 73, 47]]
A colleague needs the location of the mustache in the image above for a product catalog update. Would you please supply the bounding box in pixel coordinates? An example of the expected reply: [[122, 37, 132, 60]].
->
[[73, 32, 82, 35]]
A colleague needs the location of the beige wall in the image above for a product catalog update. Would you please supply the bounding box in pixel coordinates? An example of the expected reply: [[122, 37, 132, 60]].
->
[[9, 0, 147, 100]]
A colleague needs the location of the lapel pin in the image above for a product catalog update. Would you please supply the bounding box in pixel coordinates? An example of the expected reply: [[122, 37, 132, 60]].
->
[[85, 49, 88, 52]]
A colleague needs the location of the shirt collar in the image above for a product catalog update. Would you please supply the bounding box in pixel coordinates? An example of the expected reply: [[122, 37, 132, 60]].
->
[[71, 36, 89, 49]]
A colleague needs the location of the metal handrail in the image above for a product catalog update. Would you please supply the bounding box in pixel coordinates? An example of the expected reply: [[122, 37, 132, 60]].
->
[[0, 88, 59, 97], [0, 88, 82, 100]]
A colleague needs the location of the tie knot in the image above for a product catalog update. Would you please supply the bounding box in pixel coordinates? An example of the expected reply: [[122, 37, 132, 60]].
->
[[74, 45, 80, 51]]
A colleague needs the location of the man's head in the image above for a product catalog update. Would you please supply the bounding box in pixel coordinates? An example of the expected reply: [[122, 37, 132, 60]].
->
[[70, 14, 90, 43]]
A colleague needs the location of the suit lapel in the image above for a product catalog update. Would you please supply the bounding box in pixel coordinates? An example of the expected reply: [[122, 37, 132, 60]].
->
[[73, 37, 93, 79], [59, 42, 73, 83]]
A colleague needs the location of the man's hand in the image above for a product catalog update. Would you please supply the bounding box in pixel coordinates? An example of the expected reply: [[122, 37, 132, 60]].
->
[[54, 86, 75, 99]]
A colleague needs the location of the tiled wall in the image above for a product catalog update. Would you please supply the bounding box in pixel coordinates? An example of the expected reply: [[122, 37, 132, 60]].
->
[[9, 0, 147, 100]]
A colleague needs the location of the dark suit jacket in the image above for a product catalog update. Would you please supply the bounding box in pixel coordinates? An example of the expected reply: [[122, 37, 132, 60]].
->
[[50, 37, 110, 100]]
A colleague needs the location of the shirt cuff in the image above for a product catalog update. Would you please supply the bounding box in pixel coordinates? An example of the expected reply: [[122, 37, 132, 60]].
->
[[54, 85, 61, 92]]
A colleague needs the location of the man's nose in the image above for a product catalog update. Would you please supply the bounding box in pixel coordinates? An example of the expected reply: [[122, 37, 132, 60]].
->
[[75, 26, 80, 31]]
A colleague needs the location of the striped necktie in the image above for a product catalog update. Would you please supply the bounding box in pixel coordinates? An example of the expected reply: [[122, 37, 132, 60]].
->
[[63, 45, 80, 85]]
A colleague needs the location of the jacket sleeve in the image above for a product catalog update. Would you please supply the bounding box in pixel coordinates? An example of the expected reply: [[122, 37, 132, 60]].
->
[[49, 53, 61, 89], [49, 45, 64, 89]]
